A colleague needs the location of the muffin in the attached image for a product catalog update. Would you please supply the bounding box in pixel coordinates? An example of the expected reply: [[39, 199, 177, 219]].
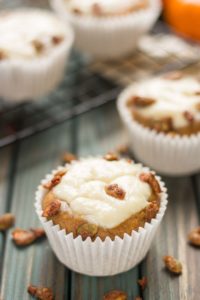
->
[[117, 72, 200, 175], [0, 9, 74, 102], [50, 0, 161, 58], [35, 155, 167, 276]]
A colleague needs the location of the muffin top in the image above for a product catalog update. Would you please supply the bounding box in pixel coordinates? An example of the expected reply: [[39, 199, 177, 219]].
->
[[65, 0, 148, 17], [0, 10, 67, 60], [126, 74, 200, 134], [44, 157, 160, 229]]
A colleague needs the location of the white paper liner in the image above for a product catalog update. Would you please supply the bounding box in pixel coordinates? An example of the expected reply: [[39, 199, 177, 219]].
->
[[35, 163, 168, 276], [117, 85, 200, 176], [0, 9, 74, 102], [50, 0, 161, 59]]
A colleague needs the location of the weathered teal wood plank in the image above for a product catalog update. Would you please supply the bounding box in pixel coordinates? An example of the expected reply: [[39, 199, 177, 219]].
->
[[142, 177, 200, 300], [0, 121, 76, 300], [71, 103, 140, 300]]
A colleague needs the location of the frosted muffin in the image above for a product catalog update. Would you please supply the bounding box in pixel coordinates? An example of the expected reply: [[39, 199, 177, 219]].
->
[[0, 9, 74, 102], [117, 73, 200, 175], [35, 155, 167, 276], [126, 74, 200, 135], [51, 0, 161, 58]]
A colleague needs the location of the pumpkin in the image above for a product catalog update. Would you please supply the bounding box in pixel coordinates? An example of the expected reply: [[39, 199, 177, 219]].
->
[[163, 0, 200, 41]]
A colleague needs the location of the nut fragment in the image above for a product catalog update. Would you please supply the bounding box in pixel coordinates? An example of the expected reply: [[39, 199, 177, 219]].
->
[[163, 256, 182, 275], [92, 3, 102, 15], [0, 49, 8, 60], [12, 228, 45, 246], [42, 199, 61, 218], [188, 227, 200, 247], [105, 184, 125, 200], [52, 35, 63, 45], [28, 285, 53, 300], [196, 103, 200, 111], [103, 290, 127, 300], [73, 8, 82, 14], [104, 153, 119, 161], [139, 173, 161, 194], [127, 96, 156, 108], [0, 213, 15, 231], [138, 277, 147, 290], [183, 111, 194, 123], [43, 170, 66, 190], [77, 223, 98, 240], [152, 117, 173, 133], [32, 40, 44, 53], [62, 152, 77, 164], [163, 71, 183, 80]]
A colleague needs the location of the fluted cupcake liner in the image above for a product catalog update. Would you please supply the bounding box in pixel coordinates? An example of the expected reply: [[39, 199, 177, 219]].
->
[[35, 164, 168, 276], [50, 0, 161, 59], [117, 85, 200, 176], [0, 9, 74, 102]]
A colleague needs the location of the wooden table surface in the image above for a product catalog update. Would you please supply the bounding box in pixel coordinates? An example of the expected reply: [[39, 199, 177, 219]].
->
[[0, 1, 200, 300]]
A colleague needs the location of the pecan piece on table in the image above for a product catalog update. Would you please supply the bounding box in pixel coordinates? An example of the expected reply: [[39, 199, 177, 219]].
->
[[12, 228, 45, 246], [163, 255, 182, 275], [43, 170, 66, 190], [188, 227, 200, 247], [77, 223, 98, 240], [42, 199, 61, 218], [104, 153, 119, 161], [105, 184, 125, 200], [0, 213, 15, 231], [183, 111, 194, 123], [62, 152, 77, 164], [139, 173, 161, 194], [138, 276, 148, 290], [103, 290, 127, 300], [127, 96, 156, 108], [28, 285, 53, 300]]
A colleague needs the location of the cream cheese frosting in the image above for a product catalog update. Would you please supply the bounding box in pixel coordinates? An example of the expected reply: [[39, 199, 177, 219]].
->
[[0, 10, 67, 60], [53, 158, 152, 229], [66, 0, 148, 16], [127, 76, 200, 129]]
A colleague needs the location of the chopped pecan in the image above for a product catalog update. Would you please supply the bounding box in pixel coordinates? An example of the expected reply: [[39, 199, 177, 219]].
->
[[138, 277, 147, 290], [152, 117, 173, 133], [77, 223, 98, 240], [183, 111, 194, 123], [52, 35, 63, 45], [103, 290, 127, 300], [32, 40, 44, 54], [146, 201, 159, 220], [127, 96, 156, 108], [92, 3, 102, 15], [163, 255, 182, 275], [104, 153, 119, 161], [139, 173, 161, 194], [105, 184, 125, 200], [42, 199, 61, 218], [195, 102, 200, 111], [62, 152, 77, 164], [12, 228, 45, 246], [73, 8, 82, 14], [188, 227, 200, 247], [0, 213, 15, 231], [163, 71, 183, 80], [0, 49, 8, 60], [43, 170, 66, 190], [195, 91, 200, 96], [28, 285, 53, 300]]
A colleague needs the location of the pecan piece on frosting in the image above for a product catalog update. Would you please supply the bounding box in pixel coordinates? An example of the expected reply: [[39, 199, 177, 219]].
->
[[183, 111, 194, 123], [32, 40, 44, 54], [105, 184, 125, 200], [28, 285, 53, 300], [12, 228, 45, 246], [138, 276, 148, 290], [196, 102, 200, 111], [127, 96, 156, 108], [104, 152, 119, 161], [0, 213, 15, 231], [152, 117, 173, 133], [103, 290, 127, 300], [42, 199, 61, 218], [163, 255, 182, 275], [163, 71, 183, 80], [62, 152, 77, 164], [92, 3, 102, 16], [77, 223, 98, 240], [52, 35, 63, 45], [139, 173, 161, 194], [43, 170, 66, 190], [188, 227, 200, 247], [0, 49, 8, 60]]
